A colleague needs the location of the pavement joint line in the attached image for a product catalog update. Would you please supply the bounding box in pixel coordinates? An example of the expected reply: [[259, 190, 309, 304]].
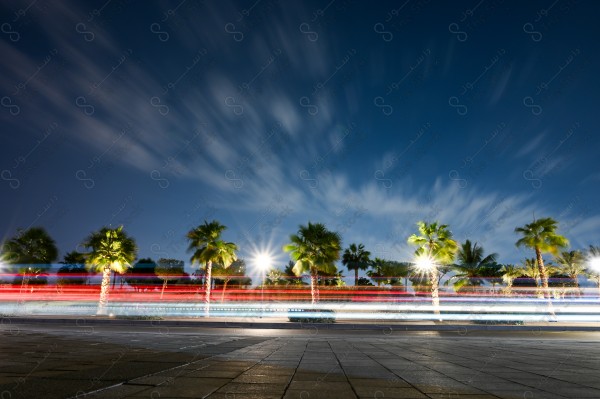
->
[[416, 341, 575, 399], [348, 338, 430, 397], [395, 338, 498, 391], [63, 337, 270, 399], [328, 339, 359, 398], [510, 352, 576, 396], [280, 337, 309, 398]]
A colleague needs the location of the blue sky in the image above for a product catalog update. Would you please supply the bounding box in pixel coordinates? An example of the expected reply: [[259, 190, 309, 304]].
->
[[1, 0, 599, 279]]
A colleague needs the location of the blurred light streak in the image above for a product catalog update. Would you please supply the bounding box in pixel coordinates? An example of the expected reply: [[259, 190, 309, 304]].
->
[[1, 287, 600, 322]]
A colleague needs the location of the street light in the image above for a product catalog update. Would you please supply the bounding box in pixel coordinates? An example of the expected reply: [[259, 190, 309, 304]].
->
[[413, 253, 442, 320], [589, 257, 600, 272], [253, 252, 273, 316], [413, 254, 435, 273], [589, 257, 600, 297]]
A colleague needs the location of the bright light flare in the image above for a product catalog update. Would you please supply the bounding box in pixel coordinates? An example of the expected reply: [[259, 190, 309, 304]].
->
[[253, 252, 273, 271], [413, 254, 435, 273], [589, 257, 600, 272]]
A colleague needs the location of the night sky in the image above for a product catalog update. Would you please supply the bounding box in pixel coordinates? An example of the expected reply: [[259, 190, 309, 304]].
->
[[1, 0, 599, 279]]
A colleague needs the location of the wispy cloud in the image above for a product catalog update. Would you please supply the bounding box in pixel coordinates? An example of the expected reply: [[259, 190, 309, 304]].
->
[[2, 0, 598, 271], [515, 132, 545, 158]]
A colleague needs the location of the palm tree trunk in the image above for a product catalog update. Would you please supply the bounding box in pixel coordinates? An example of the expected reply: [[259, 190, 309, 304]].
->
[[430, 270, 441, 318], [160, 280, 167, 299], [220, 278, 230, 303], [572, 273, 581, 297], [204, 261, 212, 316], [97, 267, 111, 315], [537, 281, 543, 297], [355, 269, 359, 286], [20, 273, 30, 294], [535, 252, 550, 298], [310, 268, 319, 304], [535, 248, 556, 319], [535, 248, 550, 297]]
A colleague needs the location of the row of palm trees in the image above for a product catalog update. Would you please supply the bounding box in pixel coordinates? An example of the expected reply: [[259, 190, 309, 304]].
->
[[404, 218, 599, 315], [283, 217, 600, 308], [2, 216, 599, 316], [0, 222, 238, 315]]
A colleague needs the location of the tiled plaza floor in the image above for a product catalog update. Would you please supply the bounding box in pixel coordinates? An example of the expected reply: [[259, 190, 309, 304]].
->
[[1, 324, 599, 398]]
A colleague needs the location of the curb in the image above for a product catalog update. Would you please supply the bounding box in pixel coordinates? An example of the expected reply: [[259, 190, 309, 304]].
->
[[3, 316, 600, 332]]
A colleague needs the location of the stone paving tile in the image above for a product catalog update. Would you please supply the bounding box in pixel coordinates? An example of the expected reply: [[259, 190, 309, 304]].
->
[[233, 373, 292, 384], [348, 377, 412, 388], [183, 369, 242, 378], [288, 380, 353, 390], [246, 364, 297, 374], [425, 395, 499, 399], [466, 380, 536, 391], [354, 386, 429, 398], [291, 371, 348, 382], [206, 394, 282, 399], [411, 384, 487, 395], [545, 386, 600, 398], [132, 376, 234, 397], [483, 389, 567, 399], [79, 383, 152, 399], [129, 376, 183, 387], [0, 376, 20, 385], [216, 381, 287, 395], [445, 373, 505, 383], [2, 377, 122, 398], [283, 389, 358, 399]]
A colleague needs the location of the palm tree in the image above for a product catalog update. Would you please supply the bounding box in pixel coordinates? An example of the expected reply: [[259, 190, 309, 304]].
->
[[342, 243, 371, 286], [334, 271, 346, 287], [407, 221, 458, 314], [367, 259, 412, 289], [585, 245, 600, 296], [124, 258, 159, 292], [212, 259, 246, 303], [367, 258, 387, 287], [83, 226, 137, 315], [448, 240, 498, 293], [155, 258, 184, 299], [58, 251, 88, 286], [2, 227, 58, 292], [479, 263, 504, 294], [500, 264, 523, 296], [187, 220, 238, 315], [521, 258, 543, 297], [588, 245, 600, 258], [554, 250, 585, 295], [283, 222, 342, 304], [387, 261, 413, 290], [266, 268, 284, 286], [520, 258, 560, 298], [283, 261, 304, 285], [515, 217, 569, 299]]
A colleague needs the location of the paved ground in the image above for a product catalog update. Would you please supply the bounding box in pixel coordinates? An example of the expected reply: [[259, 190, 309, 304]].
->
[[1, 323, 600, 399]]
